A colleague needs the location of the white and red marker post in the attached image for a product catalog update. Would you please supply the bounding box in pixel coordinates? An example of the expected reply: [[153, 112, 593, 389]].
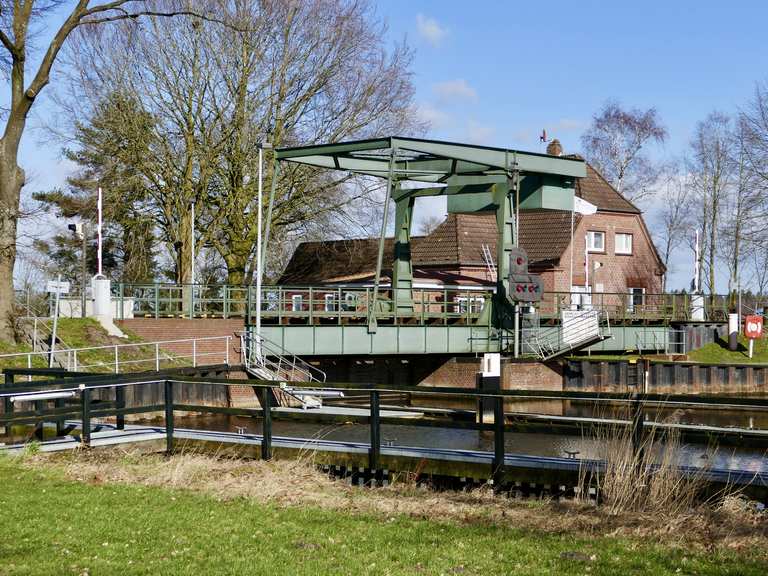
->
[[744, 315, 763, 359]]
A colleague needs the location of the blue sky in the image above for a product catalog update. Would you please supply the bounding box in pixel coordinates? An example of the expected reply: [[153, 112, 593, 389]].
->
[[17, 1, 768, 290], [375, 0, 768, 289]]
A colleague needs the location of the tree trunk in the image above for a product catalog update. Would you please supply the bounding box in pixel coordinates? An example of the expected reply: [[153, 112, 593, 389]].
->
[[0, 145, 25, 342]]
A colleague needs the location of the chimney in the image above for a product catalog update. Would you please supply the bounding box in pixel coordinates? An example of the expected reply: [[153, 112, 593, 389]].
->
[[546, 139, 563, 156]]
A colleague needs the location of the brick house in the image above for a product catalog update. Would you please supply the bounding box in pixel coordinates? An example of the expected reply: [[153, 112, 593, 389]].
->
[[279, 147, 665, 308]]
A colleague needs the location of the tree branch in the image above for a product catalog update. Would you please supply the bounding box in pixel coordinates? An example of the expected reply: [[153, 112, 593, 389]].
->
[[0, 27, 16, 57]]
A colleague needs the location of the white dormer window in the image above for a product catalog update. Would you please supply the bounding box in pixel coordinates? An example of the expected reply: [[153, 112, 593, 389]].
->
[[586, 231, 605, 252]]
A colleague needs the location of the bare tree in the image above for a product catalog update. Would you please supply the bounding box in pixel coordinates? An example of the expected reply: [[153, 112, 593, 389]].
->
[[56, 0, 422, 285], [0, 0, 213, 341], [654, 167, 690, 291], [418, 214, 443, 235], [687, 112, 736, 295], [581, 100, 668, 204], [742, 81, 768, 188], [718, 118, 764, 295]]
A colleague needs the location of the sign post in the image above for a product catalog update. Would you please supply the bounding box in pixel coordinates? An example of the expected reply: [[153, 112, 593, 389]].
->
[[46, 275, 69, 368], [744, 315, 763, 359]]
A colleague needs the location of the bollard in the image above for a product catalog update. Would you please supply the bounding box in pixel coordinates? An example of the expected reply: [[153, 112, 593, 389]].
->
[[369, 390, 381, 483], [492, 394, 505, 488], [116, 384, 126, 430], [81, 387, 92, 447], [164, 380, 174, 454], [260, 388, 272, 460], [631, 394, 644, 459], [3, 373, 13, 436]]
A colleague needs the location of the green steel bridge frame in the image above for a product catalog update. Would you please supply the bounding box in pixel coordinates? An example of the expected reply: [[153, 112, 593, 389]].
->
[[265, 136, 585, 338]]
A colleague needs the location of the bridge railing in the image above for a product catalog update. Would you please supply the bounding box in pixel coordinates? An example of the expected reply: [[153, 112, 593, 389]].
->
[[114, 282, 741, 324], [537, 292, 731, 323], [116, 283, 493, 326]]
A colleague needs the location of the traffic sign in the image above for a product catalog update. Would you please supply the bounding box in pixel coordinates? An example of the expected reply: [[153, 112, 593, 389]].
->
[[745, 315, 763, 339], [46, 280, 70, 294]]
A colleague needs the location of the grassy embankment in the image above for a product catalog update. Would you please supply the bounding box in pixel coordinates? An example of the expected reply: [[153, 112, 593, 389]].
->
[[571, 335, 768, 365], [0, 318, 184, 374], [1, 448, 766, 576]]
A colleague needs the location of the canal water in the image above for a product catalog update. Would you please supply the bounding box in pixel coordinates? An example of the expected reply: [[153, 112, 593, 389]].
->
[[4, 396, 767, 474], [159, 395, 768, 475]]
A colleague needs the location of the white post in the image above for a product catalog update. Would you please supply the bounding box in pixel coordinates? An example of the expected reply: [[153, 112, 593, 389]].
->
[[569, 202, 575, 292], [155, 342, 160, 371], [191, 200, 196, 287], [49, 274, 62, 368], [749, 338, 754, 359], [584, 234, 589, 294], [97, 187, 103, 276], [114, 345, 119, 374], [693, 229, 700, 293], [193, 339, 197, 367], [256, 146, 263, 340], [225, 336, 230, 365]]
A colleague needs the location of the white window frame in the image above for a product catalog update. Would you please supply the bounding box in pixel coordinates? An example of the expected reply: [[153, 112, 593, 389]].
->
[[628, 287, 645, 312], [342, 292, 357, 311], [291, 294, 303, 312], [456, 296, 485, 314], [615, 233, 633, 255], [586, 230, 605, 253], [324, 293, 337, 312]]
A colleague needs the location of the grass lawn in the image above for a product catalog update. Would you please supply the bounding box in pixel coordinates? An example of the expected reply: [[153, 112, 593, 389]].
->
[[1, 454, 766, 576], [687, 334, 768, 364]]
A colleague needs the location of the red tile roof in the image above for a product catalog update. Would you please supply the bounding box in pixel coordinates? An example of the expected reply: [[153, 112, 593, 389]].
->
[[279, 161, 642, 284]]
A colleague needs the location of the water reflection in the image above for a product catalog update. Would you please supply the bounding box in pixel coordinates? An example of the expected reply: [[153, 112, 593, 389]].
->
[[159, 411, 768, 474]]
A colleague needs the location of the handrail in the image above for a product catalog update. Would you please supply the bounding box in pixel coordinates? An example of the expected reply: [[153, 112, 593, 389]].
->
[[240, 331, 325, 384], [0, 335, 231, 374], [113, 282, 742, 324], [2, 375, 767, 492]]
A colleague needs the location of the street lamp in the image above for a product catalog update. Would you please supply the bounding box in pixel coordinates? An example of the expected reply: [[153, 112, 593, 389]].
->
[[256, 142, 272, 341]]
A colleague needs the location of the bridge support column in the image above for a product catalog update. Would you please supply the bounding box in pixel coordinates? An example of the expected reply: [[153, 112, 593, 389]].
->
[[392, 194, 415, 317], [492, 178, 516, 344]]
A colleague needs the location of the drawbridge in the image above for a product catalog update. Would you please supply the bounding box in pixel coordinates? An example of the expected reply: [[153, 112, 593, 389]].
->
[[252, 136, 601, 358]]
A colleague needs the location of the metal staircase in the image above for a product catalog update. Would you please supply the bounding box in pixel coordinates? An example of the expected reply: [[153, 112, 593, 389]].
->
[[239, 332, 329, 409], [522, 310, 612, 361]]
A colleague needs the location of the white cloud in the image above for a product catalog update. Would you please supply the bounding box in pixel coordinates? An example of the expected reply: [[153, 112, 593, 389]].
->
[[466, 120, 495, 145], [433, 79, 478, 103], [416, 14, 448, 47], [413, 102, 451, 130], [548, 118, 585, 133]]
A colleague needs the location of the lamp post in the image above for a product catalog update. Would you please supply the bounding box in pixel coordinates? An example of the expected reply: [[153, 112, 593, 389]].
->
[[256, 142, 272, 341]]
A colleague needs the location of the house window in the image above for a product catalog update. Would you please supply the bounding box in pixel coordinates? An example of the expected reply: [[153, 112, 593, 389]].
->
[[628, 288, 645, 312], [456, 296, 485, 314], [615, 233, 633, 255], [291, 294, 303, 312], [324, 293, 337, 312], [342, 292, 357, 311], [586, 231, 605, 252]]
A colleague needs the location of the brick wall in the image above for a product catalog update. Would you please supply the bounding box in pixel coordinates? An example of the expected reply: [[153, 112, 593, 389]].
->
[[557, 211, 663, 293], [420, 357, 562, 391], [118, 318, 246, 365], [117, 318, 256, 407]]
